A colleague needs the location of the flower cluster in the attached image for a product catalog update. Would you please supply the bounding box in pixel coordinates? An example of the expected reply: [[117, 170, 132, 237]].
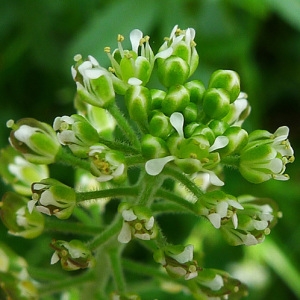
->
[[0, 25, 295, 300]]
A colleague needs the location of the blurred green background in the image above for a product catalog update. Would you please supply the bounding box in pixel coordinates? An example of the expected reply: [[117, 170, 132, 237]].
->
[[1, 0, 299, 299]]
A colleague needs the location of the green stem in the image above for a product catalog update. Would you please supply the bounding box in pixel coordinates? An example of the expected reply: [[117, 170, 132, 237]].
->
[[155, 188, 196, 214], [136, 172, 163, 206], [125, 154, 144, 166], [108, 247, 126, 294], [163, 164, 203, 198], [55, 147, 90, 171], [38, 270, 94, 296], [76, 187, 138, 203], [98, 137, 140, 154], [87, 216, 123, 250], [108, 103, 141, 150], [44, 218, 102, 235]]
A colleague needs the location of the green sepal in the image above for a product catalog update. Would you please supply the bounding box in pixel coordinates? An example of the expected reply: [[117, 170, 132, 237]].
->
[[141, 134, 169, 158], [184, 80, 206, 104], [149, 111, 173, 139]]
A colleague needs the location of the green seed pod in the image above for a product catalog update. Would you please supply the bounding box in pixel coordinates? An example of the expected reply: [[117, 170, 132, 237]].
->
[[184, 80, 206, 104], [208, 69, 240, 103], [203, 88, 230, 119], [141, 134, 169, 159], [162, 85, 190, 116], [125, 85, 151, 130], [157, 56, 190, 88]]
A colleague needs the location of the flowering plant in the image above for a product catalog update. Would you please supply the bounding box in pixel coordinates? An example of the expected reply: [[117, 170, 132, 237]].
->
[[0, 25, 294, 299]]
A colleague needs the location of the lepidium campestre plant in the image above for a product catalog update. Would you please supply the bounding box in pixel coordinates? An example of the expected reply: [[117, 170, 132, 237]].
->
[[0, 25, 295, 299]]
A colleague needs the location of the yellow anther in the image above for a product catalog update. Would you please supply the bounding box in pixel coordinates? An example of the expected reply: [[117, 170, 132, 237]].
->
[[190, 153, 197, 159], [108, 67, 115, 73], [277, 211, 283, 218], [73, 54, 82, 62], [104, 46, 111, 53], [144, 35, 150, 42], [32, 193, 40, 201], [264, 228, 271, 235], [117, 34, 124, 42], [191, 40, 197, 47], [188, 265, 197, 273], [6, 119, 15, 129]]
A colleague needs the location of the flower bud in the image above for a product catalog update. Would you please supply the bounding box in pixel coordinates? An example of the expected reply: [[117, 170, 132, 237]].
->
[[29, 178, 76, 219], [89, 144, 127, 183], [182, 102, 198, 123], [185, 124, 215, 145], [0, 192, 44, 238], [8, 118, 60, 164], [157, 56, 190, 87], [125, 85, 151, 130], [50, 239, 94, 271], [208, 70, 240, 103], [203, 88, 230, 119], [218, 126, 248, 157], [0, 146, 49, 196], [150, 89, 166, 110], [149, 111, 173, 139], [118, 203, 157, 243], [141, 134, 169, 159], [208, 120, 229, 136], [184, 80, 206, 104], [162, 85, 190, 116], [53, 114, 99, 157]]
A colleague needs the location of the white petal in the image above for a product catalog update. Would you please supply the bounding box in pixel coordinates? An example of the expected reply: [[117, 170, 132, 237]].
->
[[144, 216, 154, 230], [134, 233, 151, 240], [128, 77, 142, 86], [253, 220, 268, 230], [170, 112, 184, 137], [232, 213, 238, 229], [85, 69, 105, 79], [209, 136, 229, 152], [216, 201, 228, 218], [78, 61, 92, 74], [171, 244, 194, 264], [36, 205, 51, 216], [274, 126, 289, 140], [154, 47, 173, 59], [145, 156, 175, 176], [185, 271, 198, 280], [118, 222, 132, 244], [27, 200, 37, 214], [96, 174, 113, 182], [50, 252, 60, 264], [227, 199, 244, 210], [243, 233, 258, 246], [122, 209, 137, 221], [130, 29, 143, 53], [88, 55, 100, 67], [14, 125, 37, 143], [71, 66, 77, 80], [206, 171, 224, 186], [207, 213, 221, 229], [201, 274, 224, 291]]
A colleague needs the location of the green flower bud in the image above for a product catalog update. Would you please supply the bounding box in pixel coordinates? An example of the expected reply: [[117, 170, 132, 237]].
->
[[149, 111, 173, 139], [162, 85, 190, 116], [150, 89, 166, 110], [0, 146, 49, 196], [50, 239, 94, 271], [29, 178, 76, 219], [157, 56, 189, 87], [203, 88, 230, 119], [0, 192, 44, 239], [8, 118, 60, 165], [141, 135, 169, 159], [118, 204, 157, 244], [218, 126, 248, 157], [53, 114, 99, 158], [208, 70, 240, 103], [125, 85, 151, 131], [182, 102, 198, 123], [208, 120, 229, 136], [89, 144, 127, 183], [72, 55, 115, 108], [187, 124, 215, 145], [184, 80, 206, 104]]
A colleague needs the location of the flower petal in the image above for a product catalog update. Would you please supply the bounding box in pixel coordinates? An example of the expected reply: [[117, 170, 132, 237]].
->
[[130, 29, 143, 53], [209, 136, 229, 152], [170, 112, 184, 137], [118, 222, 132, 244], [145, 156, 175, 176]]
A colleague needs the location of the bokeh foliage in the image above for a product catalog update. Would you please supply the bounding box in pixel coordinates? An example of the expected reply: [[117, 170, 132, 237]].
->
[[1, 0, 299, 299]]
